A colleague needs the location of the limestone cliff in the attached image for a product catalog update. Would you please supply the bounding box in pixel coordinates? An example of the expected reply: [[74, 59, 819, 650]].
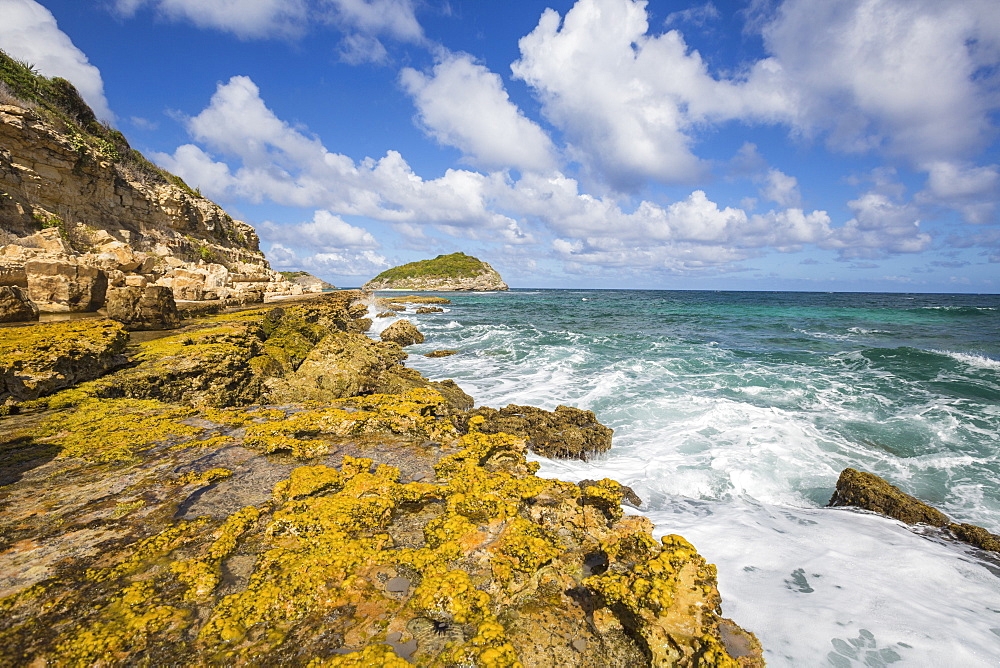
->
[[279, 270, 336, 292], [364, 252, 509, 292], [0, 52, 304, 314]]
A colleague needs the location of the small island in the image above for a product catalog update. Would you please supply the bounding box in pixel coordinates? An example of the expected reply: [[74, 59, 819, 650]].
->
[[363, 252, 509, 292]]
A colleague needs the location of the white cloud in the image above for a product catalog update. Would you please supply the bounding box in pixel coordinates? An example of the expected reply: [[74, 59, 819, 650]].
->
[[325, 0, 423, 42], [762, 0, 1000, 164], [400, 53, 558, 173], [305, 250, 389, 277], [113, 0, 423, 43], [115, 0, 309, 39], [511, 0, 796, 190], [338, 33, 389, 65], [157, 76, 525, 236], [822, 191, 931, 259], [159, 73, 930, 278], [260, 210, 379, 251], [665, 3, 721, 28], [265, 242, 388, 278], [0, 0, 113, 120], [761, 168, 801, 207], [919, 161, 999, 224]]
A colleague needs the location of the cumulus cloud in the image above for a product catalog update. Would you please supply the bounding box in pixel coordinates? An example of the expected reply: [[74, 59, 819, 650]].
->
[[264, 242, 388, 278], [156, 76, 526, 238], [511, 0, 796, 190], [159, 73, 931, 278], [919, 161, 1000, 224], [821, 191, 931, 259], [0, 0, 113, 120], [400, 53, 558, 172], [762, 0, 1000, 164], [259, 210, 379, 252], [761, 168, 801, 208]]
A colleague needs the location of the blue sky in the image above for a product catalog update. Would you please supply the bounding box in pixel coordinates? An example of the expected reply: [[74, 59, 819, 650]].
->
[[1, 0, 998, 292]]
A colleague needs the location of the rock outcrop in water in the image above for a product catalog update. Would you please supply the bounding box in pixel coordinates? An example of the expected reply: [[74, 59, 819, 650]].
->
[[380, 319, 425, 346], [363, 252, 508, 292], [0, 51, 310, 320], [830, 468, 1000, 554], [0, 291, 763, 665]]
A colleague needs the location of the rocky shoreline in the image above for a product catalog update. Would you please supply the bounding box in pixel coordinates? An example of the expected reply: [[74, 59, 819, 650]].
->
[[0, 291, 765, 666]]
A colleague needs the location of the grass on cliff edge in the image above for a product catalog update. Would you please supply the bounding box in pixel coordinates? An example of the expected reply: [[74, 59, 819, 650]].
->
[[369, 252, 490, 283], [0, 48, 199, 197]]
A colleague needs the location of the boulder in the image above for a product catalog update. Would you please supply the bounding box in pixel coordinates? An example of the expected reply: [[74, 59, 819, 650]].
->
[[380, 319, 424, 346], [829, 468, 1000, 554], [105, 285, 181, 331], [25, 260, 107, 312], [416, 306, 444, 314], [828, 468, 949, 526], [424, 349, 458, 358], [0, 285, 38, 322], [460, 404, 613, 460]]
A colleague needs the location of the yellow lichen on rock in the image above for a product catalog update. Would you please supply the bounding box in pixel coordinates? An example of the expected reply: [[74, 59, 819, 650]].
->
[[177, 467, 233, 485], [54, 581, 187, 665], [39, 397, 200, 462], [243, 388, 457, 457], [173, 506, 260, 601]]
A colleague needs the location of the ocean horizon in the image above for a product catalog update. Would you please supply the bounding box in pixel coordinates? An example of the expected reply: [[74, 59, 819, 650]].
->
[[369, 287, 1000, 667]]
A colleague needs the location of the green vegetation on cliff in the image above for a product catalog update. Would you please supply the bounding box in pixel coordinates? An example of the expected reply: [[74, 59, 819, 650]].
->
[[370, 253, 490, 283], [0, 48, 198, 194]]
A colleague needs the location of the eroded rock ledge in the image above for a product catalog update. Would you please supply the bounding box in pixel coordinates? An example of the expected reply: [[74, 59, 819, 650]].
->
[[0, 291, 763, 666]]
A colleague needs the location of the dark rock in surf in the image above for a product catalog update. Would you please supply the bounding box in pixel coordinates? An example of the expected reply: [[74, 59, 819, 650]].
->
[[828, 468, 949, 526], [829, 468, 1000, 554], [459, 404, 613, 461]]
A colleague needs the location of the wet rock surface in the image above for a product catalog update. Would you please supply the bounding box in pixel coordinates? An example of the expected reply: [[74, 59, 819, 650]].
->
[[829, 467, 1000, 554], [458, 404, 614, 460], [380, 319, 425, 347], [0, 290, 762, 666], [829, 468, 949, 526]]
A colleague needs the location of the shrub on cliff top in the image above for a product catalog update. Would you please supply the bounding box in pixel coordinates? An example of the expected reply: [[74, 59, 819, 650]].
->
[[369, 252, 489, 283]]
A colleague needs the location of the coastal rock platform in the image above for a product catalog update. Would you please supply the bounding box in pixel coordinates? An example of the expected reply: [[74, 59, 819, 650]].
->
[[0, 291, 762, 666]]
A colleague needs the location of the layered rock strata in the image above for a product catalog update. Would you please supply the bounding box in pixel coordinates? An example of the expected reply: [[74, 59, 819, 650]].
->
[[106, 285, 180, 331], [0, 103, 306, 316], [0, 291, 763, 665]]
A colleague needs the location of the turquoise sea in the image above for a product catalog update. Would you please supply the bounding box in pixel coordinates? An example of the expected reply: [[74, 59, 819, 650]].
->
[[368, 289, 1000, 667]]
